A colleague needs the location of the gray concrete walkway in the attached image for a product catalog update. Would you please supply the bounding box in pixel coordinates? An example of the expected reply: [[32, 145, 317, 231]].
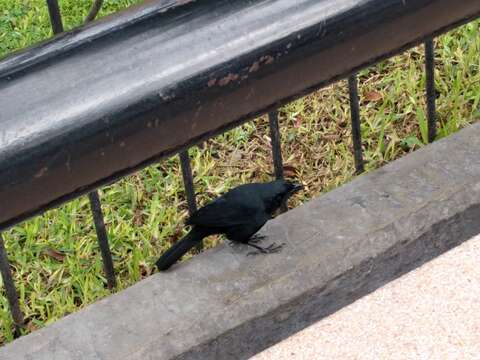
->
[[252, 233, 480, 359]]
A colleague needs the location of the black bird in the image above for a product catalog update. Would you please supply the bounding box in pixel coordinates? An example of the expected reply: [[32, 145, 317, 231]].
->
[[156, 179, 303, 271]]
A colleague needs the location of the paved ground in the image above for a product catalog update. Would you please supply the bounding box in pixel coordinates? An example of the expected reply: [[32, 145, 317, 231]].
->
[[252, 233, 480, 360]]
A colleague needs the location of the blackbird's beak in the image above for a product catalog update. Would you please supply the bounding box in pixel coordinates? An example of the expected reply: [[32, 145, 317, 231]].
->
[[280, 183, 304, 210], [289, 183, 304, 195]]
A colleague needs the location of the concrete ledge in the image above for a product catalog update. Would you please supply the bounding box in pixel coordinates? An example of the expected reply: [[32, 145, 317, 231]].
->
[[2, 123, 480, 359]]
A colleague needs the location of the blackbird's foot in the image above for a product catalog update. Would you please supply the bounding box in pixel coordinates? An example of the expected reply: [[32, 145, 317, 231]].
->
[[246, 242, 285, 256]]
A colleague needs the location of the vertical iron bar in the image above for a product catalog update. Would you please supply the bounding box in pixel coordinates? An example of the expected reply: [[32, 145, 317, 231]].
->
[[348, 74, 365, 174], [425, 39, 437, 143], [88, 192, 116, 289], [46, 0, 64, 34], [179, 151, 197, 216], [179, 150, 202, 250], [85, 0, 104, 23], [84, 0, 116, 288], [46, 0, 116, 289], [268, 111, 284, 180], [268, 111, 287, 212], [0, 233, 24, 337]]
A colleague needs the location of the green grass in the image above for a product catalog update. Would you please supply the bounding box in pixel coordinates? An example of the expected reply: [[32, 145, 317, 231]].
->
[[1, 1, 479, 345]]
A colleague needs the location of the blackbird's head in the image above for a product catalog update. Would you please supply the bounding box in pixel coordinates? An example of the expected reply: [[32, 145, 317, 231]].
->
[[262, 179, 303, 215]]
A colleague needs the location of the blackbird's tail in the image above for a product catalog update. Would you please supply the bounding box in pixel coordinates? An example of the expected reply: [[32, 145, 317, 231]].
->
[[156, 227, 206, 271]]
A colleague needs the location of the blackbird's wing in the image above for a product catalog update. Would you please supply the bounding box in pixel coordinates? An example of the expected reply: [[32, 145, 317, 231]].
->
[[187, 196, 263, 228]]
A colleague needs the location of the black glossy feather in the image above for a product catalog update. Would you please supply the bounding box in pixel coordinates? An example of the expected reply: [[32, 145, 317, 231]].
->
[[187, 184, 266, 228]]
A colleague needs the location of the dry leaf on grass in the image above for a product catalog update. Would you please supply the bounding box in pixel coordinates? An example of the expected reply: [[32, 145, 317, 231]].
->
[[283, 164, 299, 178], [26, 321, 39, 332], [167, 226, 184, 245], [364, 90, 383, 102], [293, 117, 302, 128], [133, 208, 144, 226], [43, 248, 66, 262], [139, 263, 151, 278]]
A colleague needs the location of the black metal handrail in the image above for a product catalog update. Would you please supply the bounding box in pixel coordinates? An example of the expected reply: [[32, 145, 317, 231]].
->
[[0, 0, 479, 339]]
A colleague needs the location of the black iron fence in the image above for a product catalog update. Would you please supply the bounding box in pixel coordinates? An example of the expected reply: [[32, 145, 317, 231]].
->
[[0, 0, 479, 339]]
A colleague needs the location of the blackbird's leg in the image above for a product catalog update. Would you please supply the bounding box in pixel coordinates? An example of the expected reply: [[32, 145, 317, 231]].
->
[[248, 234, 266, 243], [225, 224, 281, 255]]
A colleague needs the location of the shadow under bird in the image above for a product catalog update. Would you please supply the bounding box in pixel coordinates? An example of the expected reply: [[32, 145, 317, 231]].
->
[[156, 179, 303, 271]]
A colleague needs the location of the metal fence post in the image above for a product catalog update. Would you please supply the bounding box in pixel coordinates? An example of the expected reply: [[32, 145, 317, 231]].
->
[[348, 74, 365, 174], [0, 233, 24, 337], [88, 192, 116, 289], [425, 39, 437, 143], [179, 150, 202, 250], [46, 0, 64, 34], [45, 0, 116, 289], [268, 111, 288, 212]]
